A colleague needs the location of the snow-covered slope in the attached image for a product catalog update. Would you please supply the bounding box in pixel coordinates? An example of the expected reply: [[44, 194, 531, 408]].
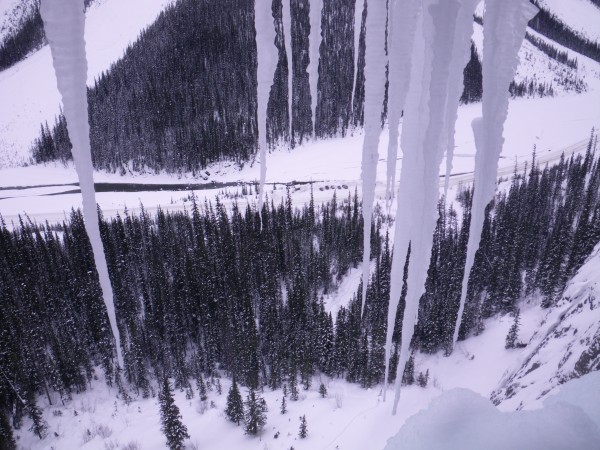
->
[[491, 242, 600, 410], [385, 372, 600, 450], [1, 0, 599, 169], [471, 21, 593, 96], [0, 0, 173, 167], [538, 0, 600, 44], [0, 0, 37, 43]]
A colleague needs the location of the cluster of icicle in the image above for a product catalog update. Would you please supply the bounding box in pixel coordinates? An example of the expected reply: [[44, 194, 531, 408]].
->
[[377, 0, 536, 415], [40, 0, 123, 368]]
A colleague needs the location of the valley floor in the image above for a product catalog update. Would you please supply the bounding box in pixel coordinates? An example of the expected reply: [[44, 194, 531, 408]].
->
[[13, 287, 580, 450]]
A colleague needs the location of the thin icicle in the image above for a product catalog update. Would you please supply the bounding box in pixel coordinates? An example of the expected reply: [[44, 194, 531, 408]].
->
[[452, 0, 538, 349], [308, 0, 323, 135], [383, 0, 479, 413], [351, 0, 364, 123], [40, 0, 123, 368], [256, 0, 277, 213], [359, 0, 388, 318], [385, 0, 421, 208], [282, 0, 293, 142], [383, 2, 428, 403], [442, 1, 480, 197]]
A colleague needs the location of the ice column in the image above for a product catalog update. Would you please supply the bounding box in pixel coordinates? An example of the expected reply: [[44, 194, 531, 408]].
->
[[442, 0, 481, 197], [255, 0, 278, 212], [359, 0, 388, 317], [385, 0, 420, 207], [40, 0, 123, 368], [282, 0, 293, 142], [308, 0, 323, 135], [383, 0, 478, 414], [351, 0, 364, 121], [452, 0, 538, 350]]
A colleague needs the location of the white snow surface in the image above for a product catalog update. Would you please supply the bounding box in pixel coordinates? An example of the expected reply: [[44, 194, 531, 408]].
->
[[384, 374, 600, 450], [359, 0, 387, 316], [0, 0, 173, 167], [453, 0, 538, 350], [40, 0, 123, 368]]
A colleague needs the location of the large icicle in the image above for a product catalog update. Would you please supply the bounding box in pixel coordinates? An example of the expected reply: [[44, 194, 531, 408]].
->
[[452, 0, 538, 350], [255, 0, 278, 213], [350, 0, 364, 121], [40, 0, 123, 368], [282, 0, 293, 142], [384, 0, 420, 207], [308, 0, 323, 135], [359, 0, 388, 317], [442, 1, 481, 197], [383, 0, 479, 413]]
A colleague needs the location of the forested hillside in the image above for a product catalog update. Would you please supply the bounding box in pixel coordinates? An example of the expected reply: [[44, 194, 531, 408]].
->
[[31, 0, 364, 173], [28, 0, 594, 174], [2, 133, 599, 439]]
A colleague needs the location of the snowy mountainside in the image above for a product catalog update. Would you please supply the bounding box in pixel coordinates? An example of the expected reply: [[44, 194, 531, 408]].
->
[[491, 242, 600, 411], [0, 0, 37, 43], [0, 0, 599, 169], [0, 0, 173, 168], [471, 21, 591, 96], [538, 0, 600, 44]]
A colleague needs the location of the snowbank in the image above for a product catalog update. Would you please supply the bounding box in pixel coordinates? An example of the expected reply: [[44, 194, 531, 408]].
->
[[385, 371, 600, 450]]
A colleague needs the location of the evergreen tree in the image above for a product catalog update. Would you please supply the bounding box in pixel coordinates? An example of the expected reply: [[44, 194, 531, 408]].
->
[[318, 382, 327, 398], [27, 396, 47, 440], [0, 409, 17, 450], [402, 354, 415, 386], [505, 310, 521, 349], [158, 377, 189, 450], [280, 395, 287, 414], [244, 388, 267, 436], [197, 374, 208, 402], [299, 415, 308, 439], [225, 379, 244, 425]]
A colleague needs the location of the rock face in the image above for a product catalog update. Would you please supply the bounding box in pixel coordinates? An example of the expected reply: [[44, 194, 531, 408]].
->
[[492, 243, 600, 410]]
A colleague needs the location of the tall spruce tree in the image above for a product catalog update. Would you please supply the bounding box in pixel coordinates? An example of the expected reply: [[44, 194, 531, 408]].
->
[[158, 377, 189, 450], [244, 388, 267, 436], [225, 379, 244, 425]]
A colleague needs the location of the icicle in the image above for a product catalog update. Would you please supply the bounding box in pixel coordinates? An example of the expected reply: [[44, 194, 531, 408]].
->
[[385, 0, 420, 208], [359, 0, 388, 318], [308, 0, 323, 135], [255, 0, 277, 213], [383, 0, 479, 413], [282, 0, 293, 142], [40, 0, 123, 368], [452, 0, 538, 350], [350, 0, 364, 123], [442, 1, 480, 198]]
